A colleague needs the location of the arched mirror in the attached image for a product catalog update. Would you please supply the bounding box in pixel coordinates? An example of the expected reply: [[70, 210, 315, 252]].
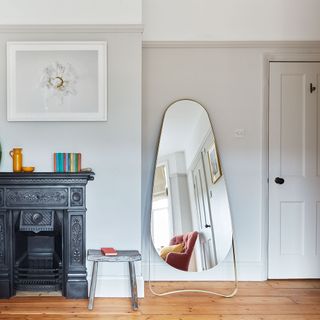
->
[[150, 100, 236, 282]]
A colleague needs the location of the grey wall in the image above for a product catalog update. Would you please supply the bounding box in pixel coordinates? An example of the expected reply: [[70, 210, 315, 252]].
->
[[0, 28, 143, 297], [142, 45, 320, 280], [142, 46, 266, 280]]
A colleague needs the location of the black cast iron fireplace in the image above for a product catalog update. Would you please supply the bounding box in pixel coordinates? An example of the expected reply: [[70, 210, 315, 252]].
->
[[0, 173, 94, 299]]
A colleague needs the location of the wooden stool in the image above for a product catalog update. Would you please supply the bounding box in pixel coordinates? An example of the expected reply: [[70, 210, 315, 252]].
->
[[87, 249, 142, 311]]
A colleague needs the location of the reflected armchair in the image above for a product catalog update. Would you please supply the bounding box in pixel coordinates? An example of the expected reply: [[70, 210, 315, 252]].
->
[[166, 231, 198, 271]]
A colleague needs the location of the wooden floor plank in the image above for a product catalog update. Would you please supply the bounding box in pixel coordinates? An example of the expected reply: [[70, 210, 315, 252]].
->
[[0, 316, 320, 320], [0, 280, 319, 319], [290, 295, 320, 304], [268, 280, 320, 289]]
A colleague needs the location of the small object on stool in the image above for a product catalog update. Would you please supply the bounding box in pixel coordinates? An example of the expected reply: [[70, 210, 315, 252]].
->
[[87, 249, 142, 311], [101, 247, 117, 256]]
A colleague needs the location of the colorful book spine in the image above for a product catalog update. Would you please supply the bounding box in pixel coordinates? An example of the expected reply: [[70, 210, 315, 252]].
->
[[68, 153, 71, 172], [70, 153, 74, 172], [63, 153, 67, 172], [59, 153, 63, 172], [53, 153, 82, 173], [54, 153, 57, 172], [78, 153, 81, 172]]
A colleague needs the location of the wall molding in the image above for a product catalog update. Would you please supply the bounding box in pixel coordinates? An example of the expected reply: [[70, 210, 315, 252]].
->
[[0, 24, 144, 33], [143, 41, 320, 49]]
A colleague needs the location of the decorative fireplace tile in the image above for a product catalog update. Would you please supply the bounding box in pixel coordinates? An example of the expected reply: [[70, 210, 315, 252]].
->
[[0, 189, 3, 207], [19, 210, 54, 233], [6, 188, 68, 207], [70, 188, 83, 207], [70, 215, 83, 265], [0, 215, 5, 265]]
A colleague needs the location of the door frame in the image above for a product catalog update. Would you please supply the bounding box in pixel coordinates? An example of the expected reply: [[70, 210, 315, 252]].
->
[[262, 53, 320, 279]]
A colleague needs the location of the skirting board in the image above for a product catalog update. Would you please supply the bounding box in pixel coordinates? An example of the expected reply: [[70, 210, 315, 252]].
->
[[87, 276, 144, 298], [143, 261, 266, 281]]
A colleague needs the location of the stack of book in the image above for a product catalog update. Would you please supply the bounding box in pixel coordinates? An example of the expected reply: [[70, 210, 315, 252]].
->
[[54, 153, 82, 172]]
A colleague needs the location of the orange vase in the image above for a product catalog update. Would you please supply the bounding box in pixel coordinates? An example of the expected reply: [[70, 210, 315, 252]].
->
[[9, 148, 23, 172]]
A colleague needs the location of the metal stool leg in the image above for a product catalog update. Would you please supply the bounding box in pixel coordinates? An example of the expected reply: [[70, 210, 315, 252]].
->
[[88, 261, 99, 310], [128, 261, 138, 310]]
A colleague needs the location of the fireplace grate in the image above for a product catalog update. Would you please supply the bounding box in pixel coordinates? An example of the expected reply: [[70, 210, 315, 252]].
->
[[14, 252, 63, 292]]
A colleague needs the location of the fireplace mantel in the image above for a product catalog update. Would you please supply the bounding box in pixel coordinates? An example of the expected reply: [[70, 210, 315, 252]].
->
[[0, 172, 94, 299]]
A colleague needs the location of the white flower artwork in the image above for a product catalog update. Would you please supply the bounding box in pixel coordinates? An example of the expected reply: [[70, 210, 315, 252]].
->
[[40, 61, 78, 109], [7, 41, 107, 121]]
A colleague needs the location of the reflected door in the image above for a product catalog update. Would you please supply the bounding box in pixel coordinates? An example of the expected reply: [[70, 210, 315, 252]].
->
[[269, 62, 320, 278], [192, 154, 217, 270]]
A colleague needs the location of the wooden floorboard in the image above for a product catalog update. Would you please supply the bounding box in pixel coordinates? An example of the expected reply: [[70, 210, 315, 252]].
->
[[0, 280, 319, 319]]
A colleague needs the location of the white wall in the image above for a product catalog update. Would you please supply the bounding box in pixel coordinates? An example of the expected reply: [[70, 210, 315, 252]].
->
[[2, 1, 320, 41], [1, 1, 320, 41], [0, 0, 141, 24], [143, 0, 320, 41], [0, 28, 143, 297], [142, 45, 320, 281], [142, 46, 265, 280]]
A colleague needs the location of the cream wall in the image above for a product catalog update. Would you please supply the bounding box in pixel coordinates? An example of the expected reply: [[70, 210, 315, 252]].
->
[[143, 0, 320, 41]]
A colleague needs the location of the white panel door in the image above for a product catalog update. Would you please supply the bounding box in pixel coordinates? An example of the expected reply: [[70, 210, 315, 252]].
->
[[192, 155, 217, 270], [269, 62, 320, 278]]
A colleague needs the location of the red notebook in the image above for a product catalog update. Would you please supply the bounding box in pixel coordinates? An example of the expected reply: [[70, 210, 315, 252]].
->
[[101, 247, 117, 256]]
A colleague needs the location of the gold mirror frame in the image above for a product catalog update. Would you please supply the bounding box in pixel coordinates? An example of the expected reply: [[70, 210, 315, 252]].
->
[[148, 98, 238, 297]]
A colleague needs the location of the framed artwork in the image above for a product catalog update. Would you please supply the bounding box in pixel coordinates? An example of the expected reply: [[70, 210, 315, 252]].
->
[[207, 140, 222, 184], [7, 41, 107, 121]]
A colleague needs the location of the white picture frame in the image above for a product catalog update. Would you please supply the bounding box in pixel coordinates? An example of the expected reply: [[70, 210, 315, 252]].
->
[[7, 41, 107, 121]]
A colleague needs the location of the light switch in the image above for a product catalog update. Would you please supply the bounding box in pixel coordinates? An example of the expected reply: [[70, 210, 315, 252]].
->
[[234, 129, 245, 138]]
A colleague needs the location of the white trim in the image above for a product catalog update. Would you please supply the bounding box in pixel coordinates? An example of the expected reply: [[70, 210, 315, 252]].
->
[[143, 41, 320, 49], [262, 52, 320, 280], [0, 24, 144, 33], [87, 275, 144, 298]]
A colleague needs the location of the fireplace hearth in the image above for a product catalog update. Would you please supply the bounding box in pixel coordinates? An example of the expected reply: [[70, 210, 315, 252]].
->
[[0, 173, 94, 299]]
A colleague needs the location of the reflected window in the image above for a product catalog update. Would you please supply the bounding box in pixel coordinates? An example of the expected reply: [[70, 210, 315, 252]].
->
[[152, 164, 171, 252], [152, 198, 170, 251]]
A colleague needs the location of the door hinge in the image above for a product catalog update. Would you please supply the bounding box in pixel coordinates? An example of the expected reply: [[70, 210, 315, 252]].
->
[[310, 83, 316, 93]]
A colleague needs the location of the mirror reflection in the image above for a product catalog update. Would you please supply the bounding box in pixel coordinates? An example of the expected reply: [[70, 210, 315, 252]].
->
[[151, 100, 233, 272]]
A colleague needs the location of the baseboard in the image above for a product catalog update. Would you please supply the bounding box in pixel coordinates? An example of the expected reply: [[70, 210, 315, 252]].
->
[[87, 275, 144, 298], [143, 261, 266, 281]]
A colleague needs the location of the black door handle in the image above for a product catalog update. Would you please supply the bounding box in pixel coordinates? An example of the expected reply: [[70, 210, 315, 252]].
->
[[205, 224, 211, 228], [275, 177, 285, 184]]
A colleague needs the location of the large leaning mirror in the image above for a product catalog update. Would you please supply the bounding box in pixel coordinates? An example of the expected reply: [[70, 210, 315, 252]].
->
[[150, 99, 237, 296]]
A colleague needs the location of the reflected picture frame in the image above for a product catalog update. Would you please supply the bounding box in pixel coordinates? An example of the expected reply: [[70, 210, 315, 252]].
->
[[7, 41, 107, 121], [207, 140, 222, 184]]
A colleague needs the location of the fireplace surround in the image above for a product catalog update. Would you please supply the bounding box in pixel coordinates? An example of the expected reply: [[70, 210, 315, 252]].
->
[[0, 172, 94, 299]]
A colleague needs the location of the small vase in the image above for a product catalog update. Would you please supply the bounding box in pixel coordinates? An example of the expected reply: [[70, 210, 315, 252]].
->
[[9, 148, 23, 172]]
